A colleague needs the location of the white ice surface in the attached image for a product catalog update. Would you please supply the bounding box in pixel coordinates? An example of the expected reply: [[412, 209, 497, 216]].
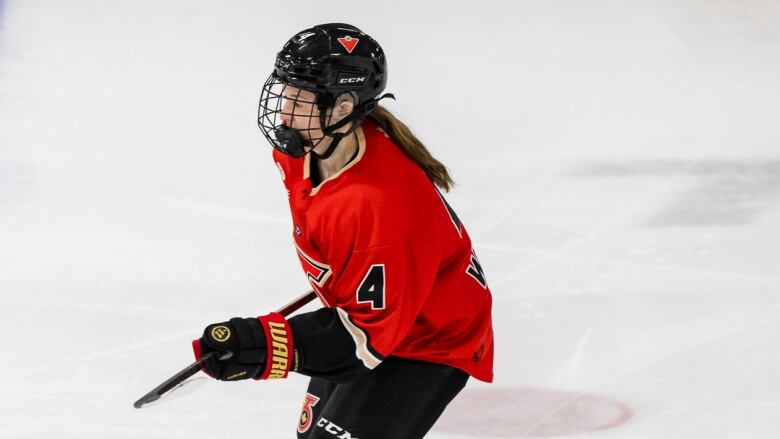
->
[[1, 0, 779, 438]]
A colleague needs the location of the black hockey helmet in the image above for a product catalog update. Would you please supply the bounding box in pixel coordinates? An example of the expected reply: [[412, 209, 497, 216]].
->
[[258, 23, 394, 159]]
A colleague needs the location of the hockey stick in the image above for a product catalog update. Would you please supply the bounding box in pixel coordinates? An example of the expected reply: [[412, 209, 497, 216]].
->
[[133, 290, 318, 409]]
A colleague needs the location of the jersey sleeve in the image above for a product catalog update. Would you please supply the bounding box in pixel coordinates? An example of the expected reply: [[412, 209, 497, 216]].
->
[[288, 194, 442, 382]]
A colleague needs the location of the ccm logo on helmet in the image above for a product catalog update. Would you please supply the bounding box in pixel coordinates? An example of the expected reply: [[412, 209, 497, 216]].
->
[[338, 76, 366, 84]]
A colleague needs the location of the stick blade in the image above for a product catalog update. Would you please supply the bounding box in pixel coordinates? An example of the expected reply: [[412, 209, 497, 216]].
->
[[134, 393, 160, 409], [133, 353, 213, 409]]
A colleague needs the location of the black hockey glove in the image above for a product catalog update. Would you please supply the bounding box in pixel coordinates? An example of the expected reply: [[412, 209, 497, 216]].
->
[[192, 313, 295, 381]]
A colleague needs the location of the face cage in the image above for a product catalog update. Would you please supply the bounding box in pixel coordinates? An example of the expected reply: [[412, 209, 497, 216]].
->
[[257, 74, 334, 157]]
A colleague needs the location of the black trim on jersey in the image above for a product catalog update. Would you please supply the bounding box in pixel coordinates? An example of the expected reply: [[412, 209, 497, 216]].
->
[[466, 249, 488, 289], [309, 157, 323, 188], [308, 143, 360, 189], [288, 308, 385, 383], [436, 189, 463, 238]]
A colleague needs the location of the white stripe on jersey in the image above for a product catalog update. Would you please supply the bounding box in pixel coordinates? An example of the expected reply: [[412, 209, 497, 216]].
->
[[335, 308, 382, 369]]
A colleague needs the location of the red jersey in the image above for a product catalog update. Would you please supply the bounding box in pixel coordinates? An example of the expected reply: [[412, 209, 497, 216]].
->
[[273, 119, 493, 383]]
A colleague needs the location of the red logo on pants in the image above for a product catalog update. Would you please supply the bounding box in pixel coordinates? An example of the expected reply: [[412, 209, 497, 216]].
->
[[298, 393, 320, 433]]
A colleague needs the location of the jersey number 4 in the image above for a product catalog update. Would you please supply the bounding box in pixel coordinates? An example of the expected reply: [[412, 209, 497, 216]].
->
[[357, 264, 386, 309]]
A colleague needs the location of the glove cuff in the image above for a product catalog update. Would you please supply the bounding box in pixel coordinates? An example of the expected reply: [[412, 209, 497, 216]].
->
[[256, 312, 295, 380], [192, 339, 202, 360]]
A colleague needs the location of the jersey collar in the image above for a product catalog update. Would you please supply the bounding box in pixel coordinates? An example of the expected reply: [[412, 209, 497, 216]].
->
[[304, 125, 366, 197]]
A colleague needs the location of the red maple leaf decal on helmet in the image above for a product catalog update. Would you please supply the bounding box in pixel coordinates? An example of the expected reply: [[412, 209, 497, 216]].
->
[[337, 36, 359, 53]]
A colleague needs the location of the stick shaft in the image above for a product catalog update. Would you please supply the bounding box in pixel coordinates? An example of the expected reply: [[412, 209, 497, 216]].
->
[[133, 289, 317, 409], [277, 290, 318, 315]]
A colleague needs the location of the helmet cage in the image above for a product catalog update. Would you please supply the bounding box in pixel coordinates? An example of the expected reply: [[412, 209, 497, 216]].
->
[[257, 72, 341, 157]]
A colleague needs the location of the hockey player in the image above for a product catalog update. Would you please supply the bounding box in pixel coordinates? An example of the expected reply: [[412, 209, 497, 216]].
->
[[193, 23, 494, 438]]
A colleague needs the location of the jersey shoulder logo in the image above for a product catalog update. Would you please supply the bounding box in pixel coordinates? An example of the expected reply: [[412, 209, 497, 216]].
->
[[295, 243, 333, 306], [337, 36, 359, 53], [295, 244, 332, 287]]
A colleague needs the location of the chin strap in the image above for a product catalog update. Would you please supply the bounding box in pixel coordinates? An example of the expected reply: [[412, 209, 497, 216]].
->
[[311, 93, 395, 160]]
